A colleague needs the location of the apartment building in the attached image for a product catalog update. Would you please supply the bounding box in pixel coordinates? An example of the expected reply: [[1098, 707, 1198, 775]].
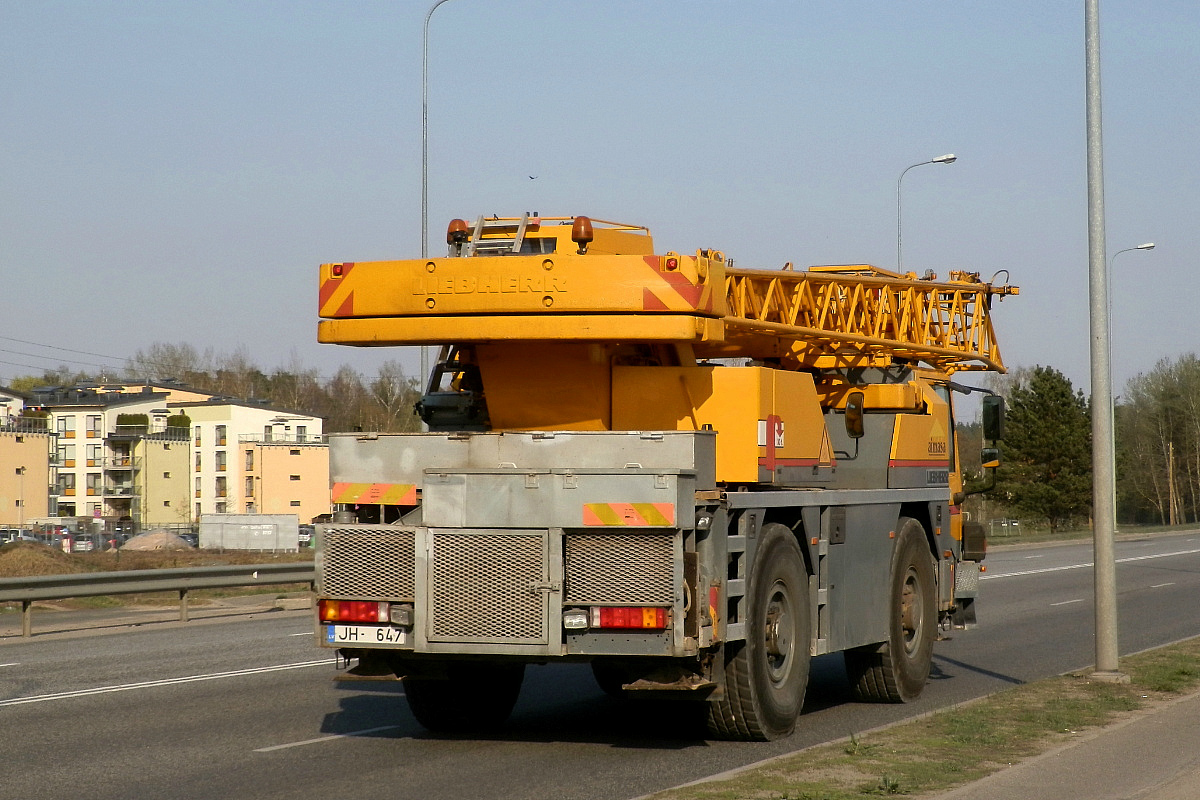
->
[[30, 385, 190, 529], [173, 399, 328, 524], [0, 386, 55, 526]]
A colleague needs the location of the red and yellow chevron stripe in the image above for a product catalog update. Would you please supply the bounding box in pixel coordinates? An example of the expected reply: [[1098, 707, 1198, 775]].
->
[[331, 482, 417, 505], [582, 502, 675, 527]]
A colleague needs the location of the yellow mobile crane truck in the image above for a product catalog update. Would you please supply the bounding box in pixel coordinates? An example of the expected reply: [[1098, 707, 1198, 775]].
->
[[313, 214, 1017, 740]]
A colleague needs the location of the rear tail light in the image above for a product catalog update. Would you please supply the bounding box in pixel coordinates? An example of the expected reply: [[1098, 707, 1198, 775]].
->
[[591, 606, 668, 630], [318, 600, 388, 624]]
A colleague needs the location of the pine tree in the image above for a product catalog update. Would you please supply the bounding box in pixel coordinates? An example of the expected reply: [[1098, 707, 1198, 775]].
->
[[992, 365, 1092, 533]]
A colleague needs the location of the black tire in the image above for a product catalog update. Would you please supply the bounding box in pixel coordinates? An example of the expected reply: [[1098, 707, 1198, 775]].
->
[[707, 523, 811, 741], [403, 662, 525, 734], [845, 517, 936, 703]]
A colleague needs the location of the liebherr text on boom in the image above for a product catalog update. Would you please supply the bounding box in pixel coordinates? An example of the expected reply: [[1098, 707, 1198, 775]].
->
[[313, 214, 1017, 740]]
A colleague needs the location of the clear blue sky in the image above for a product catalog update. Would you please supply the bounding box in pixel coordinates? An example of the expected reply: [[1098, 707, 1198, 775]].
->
[[1, 1, 1195, 395]]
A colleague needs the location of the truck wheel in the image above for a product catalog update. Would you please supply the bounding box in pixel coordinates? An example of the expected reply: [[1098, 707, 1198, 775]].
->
[[845, 517, 936, 703], [707, 523, 810, 741], [403, 662, 525, 734]]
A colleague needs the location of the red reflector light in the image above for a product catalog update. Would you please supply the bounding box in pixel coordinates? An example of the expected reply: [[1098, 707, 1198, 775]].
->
[[596, 607, 667, 630], [664, 256, 679, 271], [319, 600, 387, 623], [331, 263, 344, 277]]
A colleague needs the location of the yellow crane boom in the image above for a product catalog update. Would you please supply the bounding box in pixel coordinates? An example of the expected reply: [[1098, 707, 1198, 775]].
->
[[318, 214, 1018, 374]]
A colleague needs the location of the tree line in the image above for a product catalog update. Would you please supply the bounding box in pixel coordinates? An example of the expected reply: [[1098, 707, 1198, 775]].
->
[[973, 354, 1200, 532]]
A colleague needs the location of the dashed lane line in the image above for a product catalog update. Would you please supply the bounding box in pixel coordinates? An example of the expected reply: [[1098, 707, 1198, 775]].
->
[[0, 659, 330, 707]]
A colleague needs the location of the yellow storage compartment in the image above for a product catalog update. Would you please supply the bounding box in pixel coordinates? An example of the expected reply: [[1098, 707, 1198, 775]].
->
[[611, 366, 832, 483]]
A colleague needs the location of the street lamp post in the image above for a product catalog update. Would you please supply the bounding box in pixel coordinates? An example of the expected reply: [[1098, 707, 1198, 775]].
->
[[1108, 241, 1156, 520], [1084, 0, 1128, 684], [421, 0, 457, 395], [897, 154, 957, 271]]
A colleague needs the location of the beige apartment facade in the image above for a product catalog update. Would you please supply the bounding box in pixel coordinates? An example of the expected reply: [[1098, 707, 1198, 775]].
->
[[0, 429, 55, 527], [176, 399, 328, 523]]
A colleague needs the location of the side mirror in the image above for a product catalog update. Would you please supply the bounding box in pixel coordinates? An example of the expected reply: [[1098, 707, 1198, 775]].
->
[[845, 391, 865, 439], [981, 447, 1001, 470], [982, 395, 1005, 441]]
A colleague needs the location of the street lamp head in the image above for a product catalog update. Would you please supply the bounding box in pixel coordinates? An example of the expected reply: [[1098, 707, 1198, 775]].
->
[[932, 153, 957, 164], [1136, 242, 1155, 251]]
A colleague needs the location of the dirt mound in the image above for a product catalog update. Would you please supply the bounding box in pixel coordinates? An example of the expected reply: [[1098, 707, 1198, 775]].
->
[[121, 530, 194, 551], [0, 541, 91, 578]]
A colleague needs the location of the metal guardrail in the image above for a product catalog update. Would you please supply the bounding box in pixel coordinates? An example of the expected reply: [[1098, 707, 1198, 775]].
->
[[0, 563, 315, 637]]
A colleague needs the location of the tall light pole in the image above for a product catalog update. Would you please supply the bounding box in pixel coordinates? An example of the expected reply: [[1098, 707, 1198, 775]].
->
[[422, 0, 456, 392], [897, 153, 957, 271], [1108, 242, 1156, 522], [1085, 0, 1126, 683]]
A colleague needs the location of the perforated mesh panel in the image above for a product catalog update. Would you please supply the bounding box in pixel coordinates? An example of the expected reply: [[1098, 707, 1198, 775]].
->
[[429, 531, 546, 641], [564, 532, 674, 604], [320, 526, 416, 599]]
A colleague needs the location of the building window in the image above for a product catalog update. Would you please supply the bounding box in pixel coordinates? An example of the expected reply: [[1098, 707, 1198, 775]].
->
[[195, 477, 201, 498], [195, 453, 201, 470], [290, 475, 300, 481], [58, 444, 75, 468], [245, 477, 254, 497], [296, 425, 307, 443], [215, 476, 227, 497], [163, 471, 171, 479], [163, 500, 171, 507], [290, 449, 300, 456], [290, 500, 301, 507], [245, 449, 254, 470], [216, 424, 227, 446], [216, 501, 226, 513], [195, 428, 201, 446], [59, 474, 76, 496], [86, 473, 102, 496], [87, 444, 102, 467], [215, 451, 227, 472], [86, 415, 102, 438], [195, 502, 202, 518], [263, 425, 273, 442], [57, 416, 76, 438]]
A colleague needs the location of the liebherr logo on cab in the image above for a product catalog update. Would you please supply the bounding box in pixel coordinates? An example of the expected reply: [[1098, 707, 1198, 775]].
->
[[412, 275, 568, 295]]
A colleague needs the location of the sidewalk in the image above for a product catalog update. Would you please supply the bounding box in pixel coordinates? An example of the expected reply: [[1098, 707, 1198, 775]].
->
[[925, 688, 1200, 800]]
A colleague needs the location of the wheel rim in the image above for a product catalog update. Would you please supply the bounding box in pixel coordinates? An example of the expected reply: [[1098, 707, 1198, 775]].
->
[[900, 565, 924, 657], [763, 579, 796, 685]]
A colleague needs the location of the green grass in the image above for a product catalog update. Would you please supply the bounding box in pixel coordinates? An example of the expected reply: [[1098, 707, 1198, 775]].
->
[[646, 637, 1200, 800]]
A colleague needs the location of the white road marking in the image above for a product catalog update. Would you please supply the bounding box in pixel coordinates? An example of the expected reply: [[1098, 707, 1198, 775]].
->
[[1024, 555, 1044, 559], [0, 663, 20, 668], [1050, 599, 1085, 607], [288, 632, 314, 637], [0, 659, 330, 707], [255, 725, 401, 752], [1151, 582, 1176, 588], [982, 546, 1200, 580]]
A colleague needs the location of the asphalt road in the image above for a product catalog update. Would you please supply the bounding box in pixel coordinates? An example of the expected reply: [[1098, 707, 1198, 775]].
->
[[3, 530, 1200, 800]]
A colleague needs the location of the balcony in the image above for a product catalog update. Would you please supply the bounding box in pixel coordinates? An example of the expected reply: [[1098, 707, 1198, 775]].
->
[[103, 456, 141, 471], [102, 485, 139, 498]]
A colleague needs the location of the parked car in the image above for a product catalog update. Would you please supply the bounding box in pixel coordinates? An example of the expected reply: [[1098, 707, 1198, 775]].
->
[[0, 528, 36, 544]]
